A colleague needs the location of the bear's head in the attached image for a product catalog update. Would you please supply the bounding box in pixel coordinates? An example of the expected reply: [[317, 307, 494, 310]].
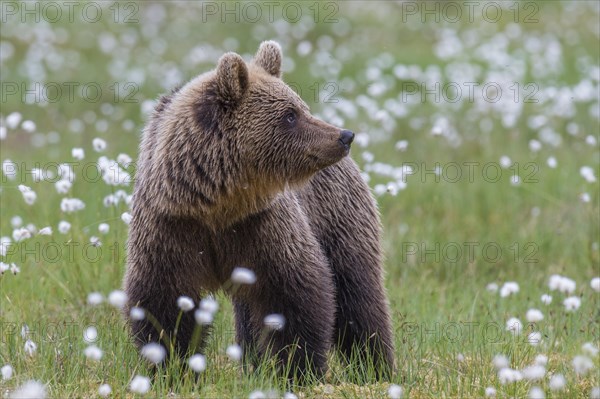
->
[[143, 41, 354, 227]]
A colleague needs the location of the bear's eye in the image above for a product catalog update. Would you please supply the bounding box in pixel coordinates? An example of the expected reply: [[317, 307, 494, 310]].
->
[[285, 111, 297, 126]]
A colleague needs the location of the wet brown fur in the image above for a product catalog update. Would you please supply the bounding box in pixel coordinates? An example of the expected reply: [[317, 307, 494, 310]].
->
[[124, 41, 395, 381]]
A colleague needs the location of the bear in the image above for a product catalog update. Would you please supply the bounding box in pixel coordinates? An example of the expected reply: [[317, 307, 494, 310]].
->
[[123, 41, 395, 381]]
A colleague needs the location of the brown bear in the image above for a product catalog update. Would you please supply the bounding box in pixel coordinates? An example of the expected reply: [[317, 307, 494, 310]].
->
[[123, 41, 394, 380]]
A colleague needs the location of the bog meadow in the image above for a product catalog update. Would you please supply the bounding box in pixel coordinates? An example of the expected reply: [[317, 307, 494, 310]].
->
[[0, 1, 599, 398]]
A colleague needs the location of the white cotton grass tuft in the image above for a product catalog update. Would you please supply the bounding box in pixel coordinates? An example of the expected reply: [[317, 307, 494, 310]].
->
[[580, 166, 597, 183], [98, 223, 110, 234], [582, 342, 599, 357], [72, 147, 85, 160], [98, 384, 112, 397], [591, 387, 600, 399], [527, 331, 542, 346], [24, 340, 37, 356], [526, 309, 544, 323], [177, 296, 195, 312], [505, 317, 523, 336], [541, 294, 552, 305], [548, 274, 576, 294], [84, 345, 103, 361], [485, 387, 496, 397], [486, 283, 499, 293], [492, 354, 509, 370], [563, 296, 581, 312], [521, 364, 546, 381], [591, 277, 600, 292], [226, 344, 242, 362], [9, 380, 46, 399], [130, 307, 145, 321], [83, 326, 98, 343], [37, 227, 52, 235], [188, 354, 206, 373], [129, 375, 151, 394], [572, 355, 594, 375], [121, 212, 132, 224], [387, 384, 403, 398], [87, 292, 104, 306], [199, 296, 219, 314], [18, 185, 37, 205], [108, 290, 127, 309], [499, 281, 519, 297], [93, 137, 107, 152], [194, 309, 213, 325], [283, 393, 298, 399], [2, 364, 13, 380], [248, 391, 266, 399], [549, 374, 566, 391], [231, 267, 257, 284], [141, 343, 166, 364], [264, 314, 286, 330], [528, 386, 545, 399], [497, 367, 523, 384], [58, 221, 71, 234], [534, 355, 548, 366]]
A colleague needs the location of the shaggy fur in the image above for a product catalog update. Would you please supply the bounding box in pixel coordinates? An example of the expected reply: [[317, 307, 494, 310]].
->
[[123, 41, 395, 380]]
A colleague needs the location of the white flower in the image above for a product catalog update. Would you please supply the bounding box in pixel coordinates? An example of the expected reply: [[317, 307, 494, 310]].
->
[[492, 354, 509, 370], [388, 384, 403, 398], [98, 384, 112, 397], [527, 331, 542, 346], [84, 345, 103, 361], [549, 374, 566, 391], [534, 355, 548, 366], [10, 263, 20, 275], [591, 277, 600, 292], [486, 283, 499, 293], [226, 344, 242, 362], [498, 367, 522, 384], [583, 342, 599, 357], [60, 198, 85, 213], [580, 166, 597, 183], [541, 294, 552, 305], [528, 386, 545, 399], [548, 274, 576, 294], [83, 326, 98, 343], [231, 267, 256, 284], [0, 262, 9, 275], [526, 309, 544, 323], [108, 290, 127, 309], [21, 120, 36, 132], [499, 156, 512, 168], [1, 364, 13, 380], [13, 227, 31, 242], [563, 296, 581, 312], [141, 343, 166, 364], [591, 387, 600, 399], [93, 138, 107, 152], [117, 153, 132, 167], [72, 148, 85, 160], [9, 380, 46, 399], [572, 355, 594, 375], [0, 236, 11, 256], [522, 364, 545, 380], [58, 221, 71, 234], [264, 313, 286, 330], [90, 236, 101, 247], [529, 139, 542, 152], [55, 180, 72, 194], [395, 140, 409, 151], [98, 223, 110, 234], [121, 212, 132, 224], [129, 375, 151, 394], [580, 192, 591, 203], [38, 227, 52, 235], [506, 318, 523, 335], [194, 309, 213, 325], [188, 354, 206, 373], [87, 292, 104, 306], [547, 156, 557, 168], [500, 282, 519, 297], [456, 353, 465, 362], [130, 307, 145, 321], [248, 391, 266, 399], [18, 184, 36, 205], [24, 340, 37, 356], [177, 296, 195, 312], [199, 297, 219, 314], [485, 387, 496, 397], [283, 393, 298, 399], [6, 112, 22, 129]]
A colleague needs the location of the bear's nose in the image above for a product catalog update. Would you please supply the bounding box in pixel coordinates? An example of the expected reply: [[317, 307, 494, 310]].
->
[[339, 130, 355, 146]]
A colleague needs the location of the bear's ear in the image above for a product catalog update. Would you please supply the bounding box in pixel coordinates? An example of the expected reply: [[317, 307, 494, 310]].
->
[[253, 40, 282, 78], [215, 52, 249, 104]]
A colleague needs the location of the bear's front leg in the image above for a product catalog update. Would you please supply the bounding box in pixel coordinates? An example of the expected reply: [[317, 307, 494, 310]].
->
[[227, 195, 336, 381]]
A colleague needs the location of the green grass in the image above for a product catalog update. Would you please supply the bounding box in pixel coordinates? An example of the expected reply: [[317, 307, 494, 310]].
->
[[1, 1, 599, 398]]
